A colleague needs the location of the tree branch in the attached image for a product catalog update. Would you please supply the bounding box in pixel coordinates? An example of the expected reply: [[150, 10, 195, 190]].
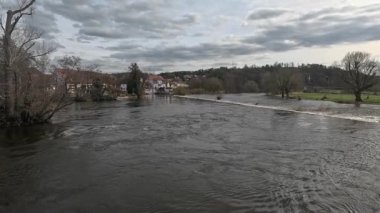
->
[[12, 0, 35, 15], [0, 16, 5, 31], [17, 33, 40, 56], [9, 14, 22, 34], [31, 49, 56, 59]]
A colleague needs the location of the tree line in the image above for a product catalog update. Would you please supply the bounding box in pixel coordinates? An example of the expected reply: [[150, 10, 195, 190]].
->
[[163, 52, 379, 102]]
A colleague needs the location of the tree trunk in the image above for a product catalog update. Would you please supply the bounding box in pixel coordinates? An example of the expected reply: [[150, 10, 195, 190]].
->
[[281, 90, 284, 99], [3, 66, 15, 117], [3, 10, 16, 119], [14, 70, 19, 114], [355, 91, 362, 102], [3, 36, 15, 118]]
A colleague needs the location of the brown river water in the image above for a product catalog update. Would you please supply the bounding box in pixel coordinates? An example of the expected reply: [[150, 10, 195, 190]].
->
[[0, 95, 379, 212]]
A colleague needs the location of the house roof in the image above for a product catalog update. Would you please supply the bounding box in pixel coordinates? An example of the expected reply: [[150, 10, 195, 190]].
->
[[147, 74, 165, 81]]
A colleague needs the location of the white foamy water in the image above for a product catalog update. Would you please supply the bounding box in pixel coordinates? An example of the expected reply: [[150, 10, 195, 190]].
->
[[176, 95, 380, 123]]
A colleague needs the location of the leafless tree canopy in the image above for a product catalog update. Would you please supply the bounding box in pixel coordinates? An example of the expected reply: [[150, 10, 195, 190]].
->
[[262, 68, 303, 98], [0, 0, 72, 127], [341, 51, 378, 102]]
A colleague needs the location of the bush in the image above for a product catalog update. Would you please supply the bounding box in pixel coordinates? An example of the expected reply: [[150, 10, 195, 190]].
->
[[190, 88, 206, 94], [203, 78, 224, 93], [243, 80, 259, 93], [173, 87, 189, 95]]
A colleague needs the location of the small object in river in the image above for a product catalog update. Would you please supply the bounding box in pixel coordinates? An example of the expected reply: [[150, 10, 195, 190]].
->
[[216, 96, 222, 100]]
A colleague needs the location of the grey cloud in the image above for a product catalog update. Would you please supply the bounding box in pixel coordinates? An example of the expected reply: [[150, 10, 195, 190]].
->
[[104, 3, 380, 70], [43, 0, 102, 23], [26, 10, 59, 39], [253, 54, 269, 60], [360, 4, 380, 14], [78, 27, 125, 39], [126, 1, 158, 12], [51, 41, 65, 49], [42, 0, 198, 40], [248, 8, 288, 20], [243, 4, 380, 52], [109, 42, 259, 62], [143, 64, 175, 72], [105, 44, 141, 51], [0, 1, 59, 40], [297, 7, 353, 21], [192, 33, 204, 37], [175, 13, 199, 25], [67, 57, 130, 73], [20, 1, 380, 73], [86, 57, 175, 73], [211, 62, 238, 67], [76, 34, 98, 43]]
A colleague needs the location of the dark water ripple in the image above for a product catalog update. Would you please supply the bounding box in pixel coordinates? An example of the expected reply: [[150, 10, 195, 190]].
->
[[0, 96, 380, 212]]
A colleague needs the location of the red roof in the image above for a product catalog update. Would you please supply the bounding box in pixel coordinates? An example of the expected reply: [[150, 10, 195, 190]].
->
[[148, 75, 165, 81]]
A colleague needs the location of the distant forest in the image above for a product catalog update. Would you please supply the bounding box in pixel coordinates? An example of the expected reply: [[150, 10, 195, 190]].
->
[[160, 63, 380, 94]]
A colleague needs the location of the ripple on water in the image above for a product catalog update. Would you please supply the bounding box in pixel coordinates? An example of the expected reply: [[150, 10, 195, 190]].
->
[[0, 98, 380, 212]]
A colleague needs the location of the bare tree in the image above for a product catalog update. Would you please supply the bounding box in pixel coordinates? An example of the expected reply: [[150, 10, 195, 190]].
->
[[0, 1, 71, 126], [57, 55, 82, 70], [1, 0, 36, 118], [341, 51, 378, 102], [263, 68, 303, 98]]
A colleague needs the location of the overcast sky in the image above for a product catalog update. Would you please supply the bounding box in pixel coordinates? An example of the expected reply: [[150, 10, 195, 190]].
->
[[3, 0, 380, 73]]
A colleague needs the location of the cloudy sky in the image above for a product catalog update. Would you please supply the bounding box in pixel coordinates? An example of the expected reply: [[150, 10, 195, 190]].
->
[[3, 0, 380, 72]]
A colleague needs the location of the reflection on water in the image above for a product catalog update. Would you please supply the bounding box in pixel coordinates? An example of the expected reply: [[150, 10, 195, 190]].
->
[[0, 95, 380, 212], [0, 124, 63, 147]]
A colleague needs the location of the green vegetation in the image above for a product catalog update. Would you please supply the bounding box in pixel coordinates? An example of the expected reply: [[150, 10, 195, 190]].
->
[[127, 63, 146, 100], [90, 78, 117, 102], [162, 51, 380, 105], [160, 63, 348, 95], [243, 81, 259, 93], [292, 92, 380, 104], [203, 78, 224, 92], [262, 68, 303, 98], [188, 77, 224, 94], [173, 87, 189, 96]]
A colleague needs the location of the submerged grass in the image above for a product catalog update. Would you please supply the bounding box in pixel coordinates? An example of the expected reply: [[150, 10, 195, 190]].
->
[[292, 92, 380, 105]]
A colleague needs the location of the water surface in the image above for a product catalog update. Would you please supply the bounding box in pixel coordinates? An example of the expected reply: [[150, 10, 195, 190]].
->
[[1, 96, 379, 212]]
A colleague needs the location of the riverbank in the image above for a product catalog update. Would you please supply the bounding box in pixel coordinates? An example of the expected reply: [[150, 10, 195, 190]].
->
[[291, 92, 380, 105]]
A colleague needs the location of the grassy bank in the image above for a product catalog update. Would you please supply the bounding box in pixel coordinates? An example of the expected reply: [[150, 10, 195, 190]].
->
[[291, 92, 380, 105]]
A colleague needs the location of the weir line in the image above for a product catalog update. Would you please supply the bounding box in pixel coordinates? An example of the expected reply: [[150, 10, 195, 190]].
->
[[175, 95, 380, 123]]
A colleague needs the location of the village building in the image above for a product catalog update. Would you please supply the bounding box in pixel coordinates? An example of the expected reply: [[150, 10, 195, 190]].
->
[[54, 69, 117, 97], [146, 75, 170, 94]]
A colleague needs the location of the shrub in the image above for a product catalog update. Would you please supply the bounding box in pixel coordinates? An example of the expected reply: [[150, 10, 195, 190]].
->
[[173, 87, 189, 95], [243, 81, 259, 93], [203, 78, 224, 93]]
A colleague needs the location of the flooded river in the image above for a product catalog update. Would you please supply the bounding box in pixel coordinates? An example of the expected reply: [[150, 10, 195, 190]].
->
[[1, 95, 380, 212]]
